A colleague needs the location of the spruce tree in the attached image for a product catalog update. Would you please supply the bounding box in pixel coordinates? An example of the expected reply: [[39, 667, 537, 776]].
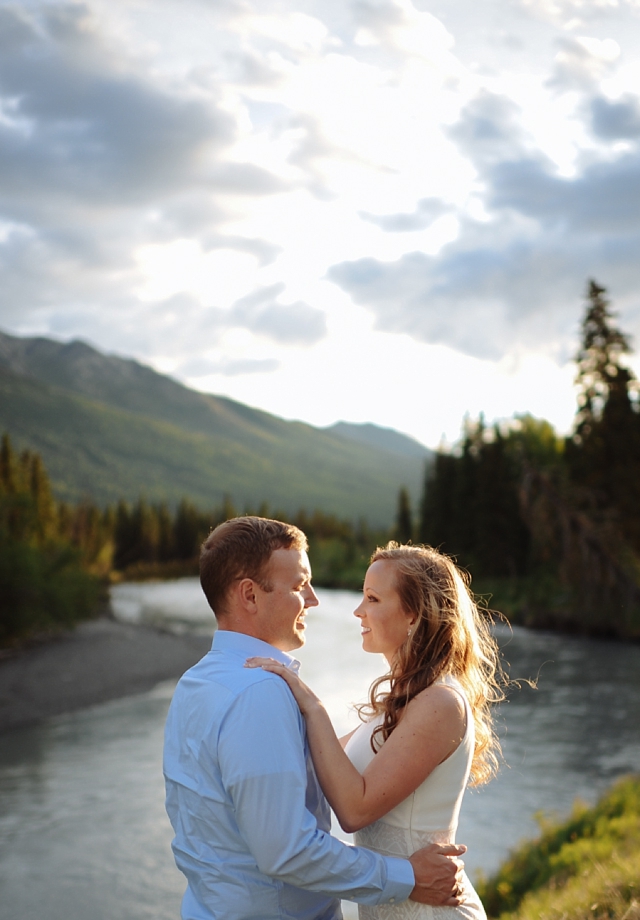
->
[[394, 487, 413, 544], [574, 280, 635, 444], [568, 280, 640, 551], [0, 434, 17, 494]]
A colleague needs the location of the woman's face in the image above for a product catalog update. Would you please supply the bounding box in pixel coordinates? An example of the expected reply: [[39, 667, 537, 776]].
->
[[354, 559, 415, 664]]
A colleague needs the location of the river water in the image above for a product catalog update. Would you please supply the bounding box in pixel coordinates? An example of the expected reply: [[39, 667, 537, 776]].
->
[[1, 581, 639, 920]]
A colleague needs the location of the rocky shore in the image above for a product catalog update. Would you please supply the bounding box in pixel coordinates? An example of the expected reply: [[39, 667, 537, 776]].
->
[[0, 617, 212, 733]]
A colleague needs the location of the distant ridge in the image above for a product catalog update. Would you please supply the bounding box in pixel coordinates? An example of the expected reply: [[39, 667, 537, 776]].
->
[[0, 330, 432, 524], [325, 421, 430, 460]]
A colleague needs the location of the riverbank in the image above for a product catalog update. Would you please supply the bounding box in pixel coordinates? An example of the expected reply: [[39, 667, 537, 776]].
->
[[0, 615, 212, 733], [477, 774, 640, 920]]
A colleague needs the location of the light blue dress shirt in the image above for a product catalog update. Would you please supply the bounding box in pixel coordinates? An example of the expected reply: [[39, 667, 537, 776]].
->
[[164, 630, 415, 920]]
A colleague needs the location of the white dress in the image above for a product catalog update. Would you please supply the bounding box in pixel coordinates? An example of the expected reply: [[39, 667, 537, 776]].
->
[[344, 676, 486, 920]]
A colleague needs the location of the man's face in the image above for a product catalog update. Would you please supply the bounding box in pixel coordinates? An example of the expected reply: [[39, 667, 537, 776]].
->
[[254, 548, 319, 651]]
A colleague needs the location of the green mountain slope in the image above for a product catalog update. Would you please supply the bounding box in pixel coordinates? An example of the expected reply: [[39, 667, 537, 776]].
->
[[0, 332, 432, 524], [325, 421, 430, 459]]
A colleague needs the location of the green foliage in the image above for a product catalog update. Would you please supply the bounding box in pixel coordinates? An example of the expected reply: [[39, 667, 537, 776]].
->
[[573, 280, 636, 439], [0, 434, 105, 645], [418, 282, 640, 638], [477, 775, 640, 920], [394, 487, 414, 544], [420, 416, 544, 578], [112, 496, 214, 572], [566, 280, 640, 554], [0, 540, 102, 645], [298, 512, 388, 589]]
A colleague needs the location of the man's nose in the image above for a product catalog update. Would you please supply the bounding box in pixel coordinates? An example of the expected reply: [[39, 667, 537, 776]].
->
[[304, 584, 319, 608]]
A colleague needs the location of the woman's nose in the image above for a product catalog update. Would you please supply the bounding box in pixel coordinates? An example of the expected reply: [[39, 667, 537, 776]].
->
[[353, 601, 364, 619]]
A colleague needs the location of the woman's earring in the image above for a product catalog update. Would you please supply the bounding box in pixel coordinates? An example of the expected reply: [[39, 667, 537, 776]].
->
[[407, 627, 412, 636]]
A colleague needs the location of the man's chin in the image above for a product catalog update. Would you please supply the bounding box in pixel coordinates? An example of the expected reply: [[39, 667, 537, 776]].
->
[[290, 630, 306, 650]]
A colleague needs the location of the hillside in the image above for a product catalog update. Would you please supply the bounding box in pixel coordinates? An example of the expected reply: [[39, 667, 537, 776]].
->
[[0, 331, 432, 524], [477, 775, 640, 920]]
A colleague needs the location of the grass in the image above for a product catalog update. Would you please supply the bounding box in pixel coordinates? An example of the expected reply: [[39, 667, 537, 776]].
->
[[476, 776, 640, 920]]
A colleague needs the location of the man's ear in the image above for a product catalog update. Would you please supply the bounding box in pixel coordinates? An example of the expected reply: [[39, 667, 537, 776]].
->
[[237, 577, 258, 613]]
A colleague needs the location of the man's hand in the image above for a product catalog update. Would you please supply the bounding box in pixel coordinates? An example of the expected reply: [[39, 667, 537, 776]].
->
[[408, 843, 467, 906]]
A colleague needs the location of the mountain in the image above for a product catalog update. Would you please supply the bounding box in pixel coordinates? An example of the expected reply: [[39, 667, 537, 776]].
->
[[325, 421, 430, 460], [0, 330, 432, 524]]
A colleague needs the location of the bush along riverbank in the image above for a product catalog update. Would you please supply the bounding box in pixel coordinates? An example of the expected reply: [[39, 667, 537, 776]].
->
[[0, 435, 105, 647], [476, 775, 640, 920]]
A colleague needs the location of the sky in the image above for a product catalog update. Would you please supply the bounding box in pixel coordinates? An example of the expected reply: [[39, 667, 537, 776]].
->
[[2, 0, 640, 448]]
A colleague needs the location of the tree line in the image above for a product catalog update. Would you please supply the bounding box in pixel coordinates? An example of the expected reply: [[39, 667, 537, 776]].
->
[[396, 281, 640, 639], [0, 435, 390, 645]]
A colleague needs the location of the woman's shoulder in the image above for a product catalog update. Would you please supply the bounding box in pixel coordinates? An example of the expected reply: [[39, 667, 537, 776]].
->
[[405, 678, 467, 726]]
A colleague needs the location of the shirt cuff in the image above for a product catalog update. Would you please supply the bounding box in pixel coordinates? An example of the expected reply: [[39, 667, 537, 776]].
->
[[380, 856, 415, 905]]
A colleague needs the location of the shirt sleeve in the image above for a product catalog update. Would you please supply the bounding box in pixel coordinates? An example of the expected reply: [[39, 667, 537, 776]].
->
[[216, 675, 415, 906]]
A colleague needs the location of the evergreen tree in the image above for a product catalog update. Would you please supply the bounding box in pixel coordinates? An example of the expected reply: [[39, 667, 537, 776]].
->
[[113, 501, 136, 570], [567, 280, 640, 551], [156, 502, 175, 563], [573, 280, 635, 442], [0, 435, 102, 644], [29, 453, 57, 542], [221, 494, 238, 522], [394, 487, 413, 544], [419, 452, 458, 549], [0, 434, 17, 494], [173, 498, 201, 560]]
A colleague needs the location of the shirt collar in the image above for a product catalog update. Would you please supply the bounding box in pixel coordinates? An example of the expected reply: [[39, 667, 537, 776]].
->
[[212, 629, 301, 673]]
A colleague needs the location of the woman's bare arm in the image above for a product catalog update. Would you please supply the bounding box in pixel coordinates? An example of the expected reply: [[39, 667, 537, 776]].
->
[[244, 657, 466, 833]]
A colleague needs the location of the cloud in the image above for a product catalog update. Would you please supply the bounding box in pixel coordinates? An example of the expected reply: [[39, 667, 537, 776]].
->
[[179, 356, 280, 377], [231, 285, 327, 345], [350, 0, 454, 60], [487, 151, 640, 232], [590, 94, 640, 139], [0, 1, 289, 332], [547, 35, 620, 91], [518, 0, 637, 25], [2, 0, 640, 418], [359, 197, 451, 232], [447, 91, 528, 165], [328, 83, 640, 361], [222, 49, 284, 87], [327, 235, 574, 360], [0, 7, 234, 208]]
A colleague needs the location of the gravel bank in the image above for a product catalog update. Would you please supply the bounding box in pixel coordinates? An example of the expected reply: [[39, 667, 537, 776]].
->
[[0, 618, 213, 733]]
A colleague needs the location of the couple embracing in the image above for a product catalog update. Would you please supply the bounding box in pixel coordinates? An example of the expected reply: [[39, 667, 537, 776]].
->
[[164, 516, 502, 920]]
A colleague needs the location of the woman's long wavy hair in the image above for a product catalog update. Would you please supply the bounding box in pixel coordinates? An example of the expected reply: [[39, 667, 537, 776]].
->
[[357, 543, 505, 786]]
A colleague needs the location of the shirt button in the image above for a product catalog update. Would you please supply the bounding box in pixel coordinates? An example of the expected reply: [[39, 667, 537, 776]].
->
[[389, 898, 395, 904]]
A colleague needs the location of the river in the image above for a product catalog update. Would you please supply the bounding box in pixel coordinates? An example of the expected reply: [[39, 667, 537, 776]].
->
[[0, 581, 639, 920]]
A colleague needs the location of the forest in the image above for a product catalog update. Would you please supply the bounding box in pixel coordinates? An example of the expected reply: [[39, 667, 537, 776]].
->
[[0, 433, 389, 645], [1, 281, 639, 645], [418, 281, 640, 640]]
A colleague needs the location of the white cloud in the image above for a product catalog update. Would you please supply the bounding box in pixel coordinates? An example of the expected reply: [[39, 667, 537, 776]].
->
[[2, 0, 640, 448]]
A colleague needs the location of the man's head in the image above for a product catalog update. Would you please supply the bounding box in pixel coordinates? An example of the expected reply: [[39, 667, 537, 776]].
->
[[200, 516, 318, 650]]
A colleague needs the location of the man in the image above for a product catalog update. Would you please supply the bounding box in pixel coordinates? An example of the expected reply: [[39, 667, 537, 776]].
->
[[164, 516, 465, 919]]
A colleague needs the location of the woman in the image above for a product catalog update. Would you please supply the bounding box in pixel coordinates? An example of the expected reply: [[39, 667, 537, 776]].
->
[[247, 543, 504, 919]]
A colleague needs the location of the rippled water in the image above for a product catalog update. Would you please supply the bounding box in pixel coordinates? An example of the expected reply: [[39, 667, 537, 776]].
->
[[1, 583, 639, 920]]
